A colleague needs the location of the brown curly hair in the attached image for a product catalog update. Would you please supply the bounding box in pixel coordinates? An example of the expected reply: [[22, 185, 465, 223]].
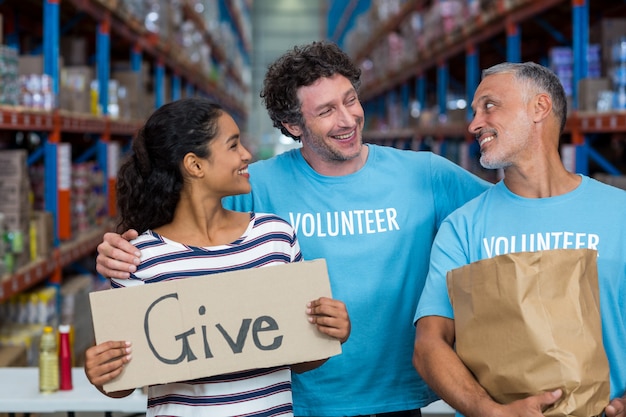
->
[[260, 41, 362, 141]]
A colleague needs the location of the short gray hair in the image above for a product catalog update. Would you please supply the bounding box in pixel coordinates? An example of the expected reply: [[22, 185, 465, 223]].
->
[[483, 62, 567, 133]]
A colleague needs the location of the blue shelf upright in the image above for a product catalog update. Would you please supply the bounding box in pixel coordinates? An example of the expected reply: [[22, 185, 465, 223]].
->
[[438, 61, 449, 121], [506, 21, 521, 63], [466, 44, 479, 123]]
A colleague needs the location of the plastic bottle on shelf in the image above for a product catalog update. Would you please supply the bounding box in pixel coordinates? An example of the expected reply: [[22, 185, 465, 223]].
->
[[59, 324, 73, 391], [39, 326, 59, 393]]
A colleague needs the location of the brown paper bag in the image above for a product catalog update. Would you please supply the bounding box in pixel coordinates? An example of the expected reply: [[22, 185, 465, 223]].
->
[[447, 248, 609, 417]]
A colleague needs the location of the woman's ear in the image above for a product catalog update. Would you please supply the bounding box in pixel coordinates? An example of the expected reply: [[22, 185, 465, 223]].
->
[[182, 153, 204, 178]]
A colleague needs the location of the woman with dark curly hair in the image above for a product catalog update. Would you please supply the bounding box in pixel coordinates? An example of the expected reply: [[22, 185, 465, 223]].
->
[[96, 42, 490, 417], [83, 97, 350, 417]]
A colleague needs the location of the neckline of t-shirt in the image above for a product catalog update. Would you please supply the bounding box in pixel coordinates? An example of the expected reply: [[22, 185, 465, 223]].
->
[[150, 212, 255, 250], [294, 144, 374, 182], [496, 174, 587, 206]]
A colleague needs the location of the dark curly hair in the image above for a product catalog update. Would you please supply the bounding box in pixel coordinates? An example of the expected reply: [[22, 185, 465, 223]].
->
[[116, 98, 223, 234], [260, 41, 362, 141]]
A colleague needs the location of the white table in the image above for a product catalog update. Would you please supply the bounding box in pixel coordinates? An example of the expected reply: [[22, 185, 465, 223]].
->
[[0, 367, 454, 416], [422, 400, 455, 415], [0, 367, 147, 415]]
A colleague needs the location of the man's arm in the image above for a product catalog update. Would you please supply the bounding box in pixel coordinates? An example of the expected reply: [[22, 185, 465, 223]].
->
[[413, 316, 561, 417], [95, 230, 141, 279]]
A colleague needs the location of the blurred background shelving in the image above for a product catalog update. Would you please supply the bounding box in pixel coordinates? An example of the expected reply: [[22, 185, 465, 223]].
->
[[340, 0, 626, 183], [0, 0, 252, 369], [0, 0, 625, 375]]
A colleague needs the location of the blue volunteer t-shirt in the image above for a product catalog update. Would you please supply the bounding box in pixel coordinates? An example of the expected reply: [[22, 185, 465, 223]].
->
[[416, 177, 626, 411], [225, 144, 490, 416]]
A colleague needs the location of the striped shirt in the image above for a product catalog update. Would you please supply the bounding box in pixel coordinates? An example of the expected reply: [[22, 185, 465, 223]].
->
[[112, 212, 303, 417]]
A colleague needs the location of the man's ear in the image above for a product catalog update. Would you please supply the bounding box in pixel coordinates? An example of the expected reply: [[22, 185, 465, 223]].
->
[[533, 93, 552, 123], [282, 121, 302, 138]]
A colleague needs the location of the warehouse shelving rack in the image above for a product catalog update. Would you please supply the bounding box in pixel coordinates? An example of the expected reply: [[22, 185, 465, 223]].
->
[[347, 0, 626, 177], [0, 0, 251, 303]]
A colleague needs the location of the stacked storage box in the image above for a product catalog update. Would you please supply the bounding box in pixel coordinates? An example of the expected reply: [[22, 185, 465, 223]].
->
[[0, 150, 32, 274], [590, 18, 626, 111], [71, 161, 106, 235]]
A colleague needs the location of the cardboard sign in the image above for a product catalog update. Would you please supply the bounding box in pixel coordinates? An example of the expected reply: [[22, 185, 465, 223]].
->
[[89, 259, 341, 392]]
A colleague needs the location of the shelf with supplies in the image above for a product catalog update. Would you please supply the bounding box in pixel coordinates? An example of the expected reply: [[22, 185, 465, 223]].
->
[[364, 122, 470, 142], [365, 110, 626, 142], [353, 0, 568, 101], [0, 105, 142, 135], [62, 0, 250, 116], [0, 0, 251, 347], [569, 110, 626, 135], [0, 0, 250, 119], [0, 224, 111, 303], [225, 0, 253, 55], [347, 0, 626, 176]]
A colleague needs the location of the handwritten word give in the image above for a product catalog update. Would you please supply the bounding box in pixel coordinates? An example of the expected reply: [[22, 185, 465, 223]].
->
[[144, 292, 284, 365]]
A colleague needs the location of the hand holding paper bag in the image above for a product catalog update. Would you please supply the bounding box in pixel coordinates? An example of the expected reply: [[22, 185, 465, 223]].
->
[[447, 249, 610, 417]]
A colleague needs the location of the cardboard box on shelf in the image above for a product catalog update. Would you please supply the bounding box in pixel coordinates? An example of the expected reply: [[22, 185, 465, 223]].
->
[[142, 92, 156, 119], [0, 178, 31, 211], [578, 78, 611, 111], [60, 66, 95, 114], [0, 150, 28, 181], [0, 150, 32, 235], [112, 70, 146, 120], [18, 55, 63, 76], [0, 179, 33, 247], [111, 60, 150, 86], [2, 208, 31, 236], [590, 18, 626, 75], [66, 90, 93, 114], [60, 36, 88, 66], [0, 345, 27, 367], [30, 211, 54, 259], [445, 109, 467, 124]]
